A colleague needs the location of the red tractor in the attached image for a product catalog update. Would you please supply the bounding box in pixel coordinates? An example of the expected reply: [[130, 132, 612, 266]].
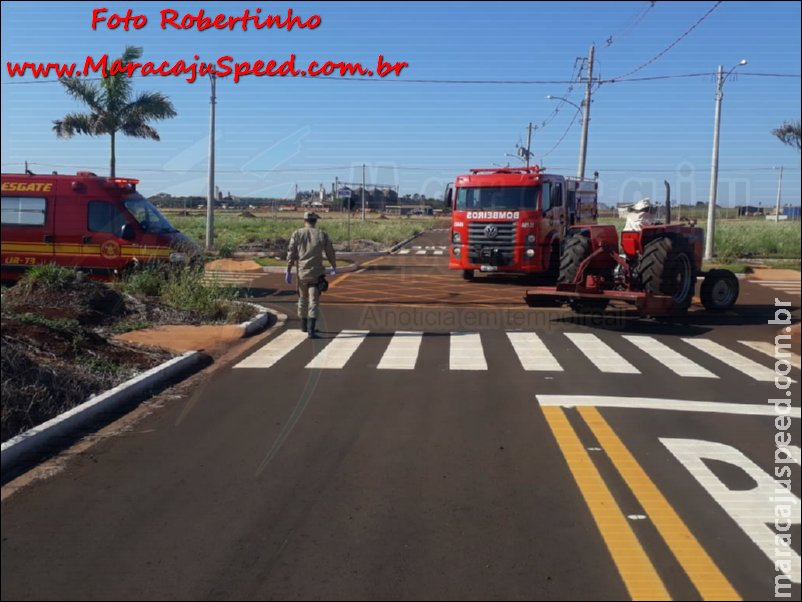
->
[[525, 192, 739, 317]]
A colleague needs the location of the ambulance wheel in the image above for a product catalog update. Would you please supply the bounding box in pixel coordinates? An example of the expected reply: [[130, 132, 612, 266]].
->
[[700, 269, 739, 311]]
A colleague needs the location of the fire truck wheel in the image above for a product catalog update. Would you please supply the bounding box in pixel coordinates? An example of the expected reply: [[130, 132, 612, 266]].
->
[[462, 269, 474, 281], [641, 237, 695, 311], [700, 269, 739, 311], [558, 235, 590, 284]]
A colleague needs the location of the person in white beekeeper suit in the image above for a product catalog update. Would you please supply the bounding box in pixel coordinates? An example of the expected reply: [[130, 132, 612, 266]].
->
[[624, 198, 654, 231]]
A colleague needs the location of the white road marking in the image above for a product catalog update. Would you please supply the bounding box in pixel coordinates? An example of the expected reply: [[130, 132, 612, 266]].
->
[[661, 439, 800, 584], [433, 250, 445, 255], [415, 250, 427, 255], [738, 340, 801, 370], [306, 330, 369, 369], [683, 338, 784, 382], [623, 335, 717, 378], [536, 395, 801, 418], [397, 249, 411, 255], [565, 333, 640, 374], [234, 330, 308, 369], [450, 332, 487, 370], [507, 332, 563, 371], [377, 331, 423, 370]]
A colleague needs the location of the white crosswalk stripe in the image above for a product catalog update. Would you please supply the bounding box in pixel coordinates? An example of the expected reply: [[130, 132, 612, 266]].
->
[[623, 335, 718, 378], [235, 330, 787, 381], [752, 280, 801, 295], [565, 333, 640, 374], [306, 330, 369, 369], [377, 331, 423, 370], [682, 338, 785, 382], [234, 330, 308, 369], [738, 340, 801, 370], [395, 245, 449, 256], [450, 332, 488, 370], [507, 332, 563, 371]]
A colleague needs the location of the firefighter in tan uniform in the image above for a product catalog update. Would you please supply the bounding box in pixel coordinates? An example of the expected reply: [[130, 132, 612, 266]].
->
[[285, 212, 337, 339]]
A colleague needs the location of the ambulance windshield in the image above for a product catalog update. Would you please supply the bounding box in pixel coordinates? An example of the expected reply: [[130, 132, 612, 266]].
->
[[124, 197, 178, 234]]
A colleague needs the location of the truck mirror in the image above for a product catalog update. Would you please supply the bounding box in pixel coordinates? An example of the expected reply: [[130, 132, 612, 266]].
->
[[444, 184, 453, 207], [121, 223, 136, 241]]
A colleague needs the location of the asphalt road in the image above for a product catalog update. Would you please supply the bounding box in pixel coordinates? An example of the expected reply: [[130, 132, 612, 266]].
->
[[2, 232, 800, 601]]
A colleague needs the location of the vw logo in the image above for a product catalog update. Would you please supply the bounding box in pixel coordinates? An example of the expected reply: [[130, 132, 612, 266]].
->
[[484, 224, 498, 239]]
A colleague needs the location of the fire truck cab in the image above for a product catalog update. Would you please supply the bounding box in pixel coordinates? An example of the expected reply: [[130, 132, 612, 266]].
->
[[446, 166, 598, 279], [1, 171, 201, 282]]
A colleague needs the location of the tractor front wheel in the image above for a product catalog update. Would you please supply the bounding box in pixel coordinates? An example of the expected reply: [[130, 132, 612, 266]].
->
[[558, 235, 590, 285], [640, 237, 695, 311], [700, 269, 739, 311]]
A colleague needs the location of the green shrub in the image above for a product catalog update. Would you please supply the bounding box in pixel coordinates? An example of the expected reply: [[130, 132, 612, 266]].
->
[[120, 266, 165, 297], [19, 263, 76, 290]]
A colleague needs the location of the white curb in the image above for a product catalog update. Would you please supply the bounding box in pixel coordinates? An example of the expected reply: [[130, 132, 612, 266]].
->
[[1, 351, 207, 479]]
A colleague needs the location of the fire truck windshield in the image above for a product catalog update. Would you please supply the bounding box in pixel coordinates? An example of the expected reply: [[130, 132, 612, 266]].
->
[[456, 186, 539, 211], [124, 197, 178, 234]]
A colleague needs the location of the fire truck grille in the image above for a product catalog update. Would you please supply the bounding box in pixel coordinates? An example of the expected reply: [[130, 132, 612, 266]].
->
[[467, 221, 516, 264], [468, 221, 516, 248]]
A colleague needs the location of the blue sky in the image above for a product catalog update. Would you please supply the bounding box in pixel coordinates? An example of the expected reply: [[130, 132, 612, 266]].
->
[[1, 1, 800, 205]]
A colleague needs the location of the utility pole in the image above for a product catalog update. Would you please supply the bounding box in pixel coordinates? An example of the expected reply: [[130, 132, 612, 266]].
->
[[775, 165, 784, 222], [526, 122, 533, 168], [206, 73, 217, 251], [362, 163, 366, 222], [577, 45, 594, 180], [705, 60, 747, 260]]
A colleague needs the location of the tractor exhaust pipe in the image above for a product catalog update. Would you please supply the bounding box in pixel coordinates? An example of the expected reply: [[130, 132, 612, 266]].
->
[[664, 180, 671, 224]]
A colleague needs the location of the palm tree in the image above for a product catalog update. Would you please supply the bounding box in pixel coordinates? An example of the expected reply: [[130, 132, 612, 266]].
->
[[53, 46, 177, 177], [772, 120, 801, 152]]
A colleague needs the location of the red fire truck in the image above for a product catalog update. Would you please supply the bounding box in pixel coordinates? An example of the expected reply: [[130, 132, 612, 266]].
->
[[446, 166, 598, 279], [1, 171, 201, 282]]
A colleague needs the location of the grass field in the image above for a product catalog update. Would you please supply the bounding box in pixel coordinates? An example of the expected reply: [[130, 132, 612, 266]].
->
[[598, 217, 800, 260], [168, 212, 450, 253], [168, 211, 798, 262]]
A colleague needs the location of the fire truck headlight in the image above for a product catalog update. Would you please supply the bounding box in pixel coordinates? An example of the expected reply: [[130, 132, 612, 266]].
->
[[452, 231, 461, 244], [526, 233, 536, 244], [453, 246, 461, 257], [525, 248, 535, 258]]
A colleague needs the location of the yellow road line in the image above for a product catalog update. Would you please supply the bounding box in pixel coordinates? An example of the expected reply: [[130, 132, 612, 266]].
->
[[329, 255, 388, 289], [542, 407, 671, 601], [578, 406, 740, 601]]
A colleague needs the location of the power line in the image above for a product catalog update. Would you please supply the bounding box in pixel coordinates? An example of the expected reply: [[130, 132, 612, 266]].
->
[[541, 110, 581, 159], [8, 161, 799, 174], [609, 1, 723, 81]]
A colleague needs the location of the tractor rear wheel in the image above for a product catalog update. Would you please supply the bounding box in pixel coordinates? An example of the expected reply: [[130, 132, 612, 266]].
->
[[640, 237, 695, 311], [558, 235, 590, 285], [700, 269, 739, 311]]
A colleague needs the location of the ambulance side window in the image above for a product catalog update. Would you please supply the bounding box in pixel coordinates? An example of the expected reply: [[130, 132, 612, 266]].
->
[[88, 201, 127, 237], [1, 196, 46, 226]]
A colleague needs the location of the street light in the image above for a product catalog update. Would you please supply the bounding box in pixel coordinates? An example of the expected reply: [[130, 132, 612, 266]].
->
[[705, 59, 748, 261], [546, 94, 590, 180]]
